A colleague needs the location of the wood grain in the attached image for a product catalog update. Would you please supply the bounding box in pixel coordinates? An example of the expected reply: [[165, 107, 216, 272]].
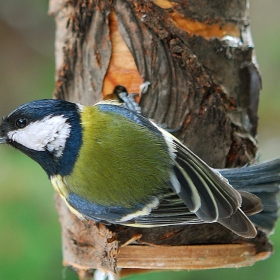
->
[[117, 244, 270, 270]]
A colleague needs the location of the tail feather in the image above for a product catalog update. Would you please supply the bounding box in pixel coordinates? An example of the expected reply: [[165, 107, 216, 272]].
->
[[219, 159, 280, 234], [250, 212, 279, 234]]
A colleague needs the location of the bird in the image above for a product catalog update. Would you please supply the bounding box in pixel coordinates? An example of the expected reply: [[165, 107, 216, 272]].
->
[[0, 98, 279, 238]]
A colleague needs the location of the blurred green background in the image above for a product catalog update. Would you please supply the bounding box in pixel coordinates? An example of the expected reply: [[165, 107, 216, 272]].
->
[[0, 0, 279, 279]]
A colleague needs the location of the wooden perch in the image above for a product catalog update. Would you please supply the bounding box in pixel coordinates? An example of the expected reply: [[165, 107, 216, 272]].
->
[[49, 0, 271, 279], [56, 194, 273, 279]]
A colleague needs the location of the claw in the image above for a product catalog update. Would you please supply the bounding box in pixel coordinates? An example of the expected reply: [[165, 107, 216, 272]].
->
[[112, 85, 142, 114], [110, 84, 182, 134]]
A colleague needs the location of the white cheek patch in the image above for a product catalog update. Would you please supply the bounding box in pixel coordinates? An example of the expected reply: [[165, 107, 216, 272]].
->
[[7, 115, 71, 157]]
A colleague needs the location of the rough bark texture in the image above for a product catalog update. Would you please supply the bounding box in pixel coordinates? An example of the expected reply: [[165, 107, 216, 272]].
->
[[49, 0, 268, 279]]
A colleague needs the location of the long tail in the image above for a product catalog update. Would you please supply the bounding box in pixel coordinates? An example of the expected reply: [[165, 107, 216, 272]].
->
[[218, 159, 280, 234]]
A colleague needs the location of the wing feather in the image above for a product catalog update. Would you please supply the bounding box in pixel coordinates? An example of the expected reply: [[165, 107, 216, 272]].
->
[[124, 192, 203, 226], [176, 156, 218, 221], [173, 162, 201, 212], [170, 136, 242, 221]]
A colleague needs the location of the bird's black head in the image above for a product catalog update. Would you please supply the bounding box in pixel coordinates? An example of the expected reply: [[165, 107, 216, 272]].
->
[[0, 99, 82, 177]]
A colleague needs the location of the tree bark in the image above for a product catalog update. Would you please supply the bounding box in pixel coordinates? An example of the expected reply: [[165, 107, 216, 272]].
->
[[49, 0, 269, 279]]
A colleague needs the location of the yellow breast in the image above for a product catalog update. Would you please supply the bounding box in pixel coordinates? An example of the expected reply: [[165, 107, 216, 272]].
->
[[50, 175, 86, 221]]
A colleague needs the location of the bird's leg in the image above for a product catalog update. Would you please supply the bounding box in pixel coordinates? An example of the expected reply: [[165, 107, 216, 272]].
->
[[112, 84, 182, 134]]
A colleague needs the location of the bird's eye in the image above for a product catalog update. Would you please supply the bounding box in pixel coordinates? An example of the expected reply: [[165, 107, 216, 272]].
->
[[15, 118, 28, 128]]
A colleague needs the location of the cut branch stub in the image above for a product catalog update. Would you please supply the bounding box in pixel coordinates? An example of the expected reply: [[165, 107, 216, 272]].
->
[[49, 0, 267, 278]]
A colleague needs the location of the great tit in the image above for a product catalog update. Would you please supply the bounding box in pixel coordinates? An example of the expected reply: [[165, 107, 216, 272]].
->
[[0, 98, 279, 238]]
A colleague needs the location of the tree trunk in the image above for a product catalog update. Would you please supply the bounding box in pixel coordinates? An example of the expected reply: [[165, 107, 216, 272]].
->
[[49, 0, 269, 279]]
